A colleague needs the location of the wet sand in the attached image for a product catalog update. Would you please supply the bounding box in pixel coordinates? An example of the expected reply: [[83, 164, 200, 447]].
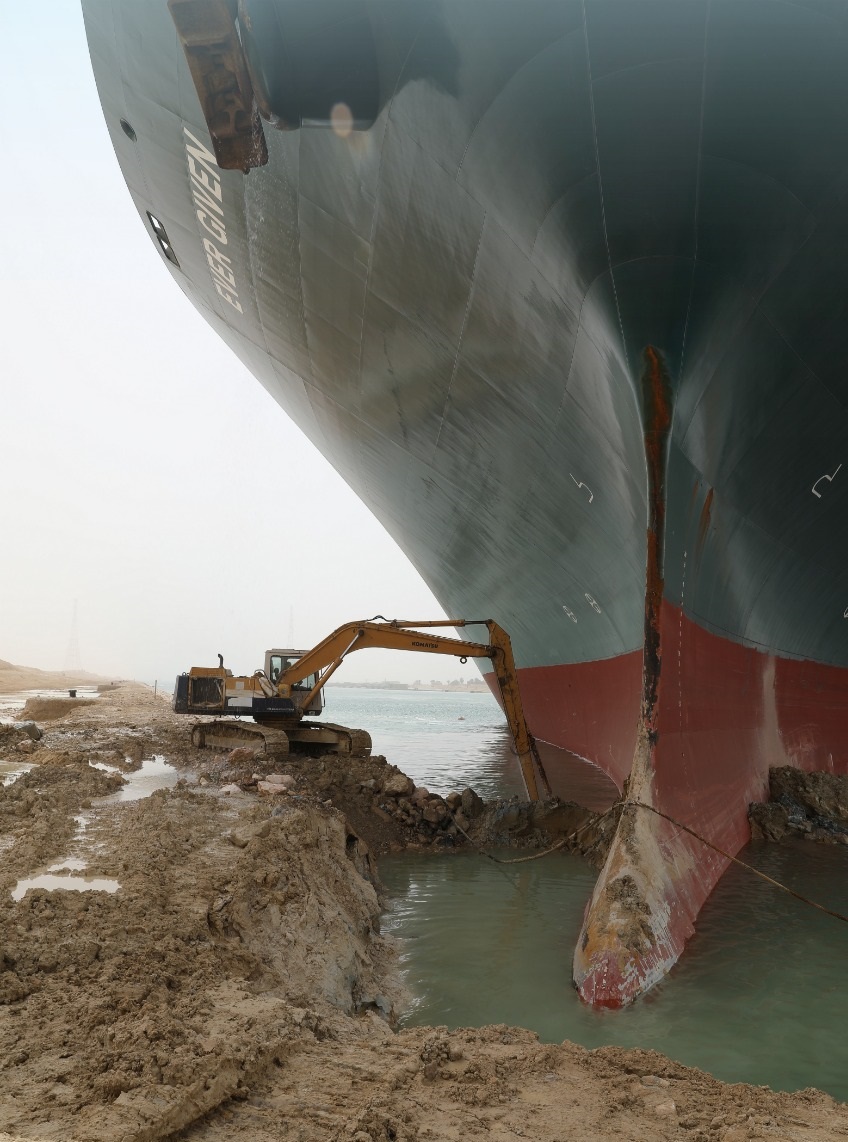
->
[[0, 682, 844, 1141]]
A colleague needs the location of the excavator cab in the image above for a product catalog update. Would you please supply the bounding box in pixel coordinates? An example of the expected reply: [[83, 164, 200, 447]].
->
[[265, 649, 324, 717]]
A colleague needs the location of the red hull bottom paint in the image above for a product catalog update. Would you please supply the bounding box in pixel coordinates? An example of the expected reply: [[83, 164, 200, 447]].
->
[[492, 602, 848, 1007], [517, 653, 643, 795]]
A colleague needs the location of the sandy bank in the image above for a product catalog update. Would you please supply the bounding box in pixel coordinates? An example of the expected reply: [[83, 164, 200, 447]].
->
[[0, 684, 844, 1142], [0, 660, 111, 695]]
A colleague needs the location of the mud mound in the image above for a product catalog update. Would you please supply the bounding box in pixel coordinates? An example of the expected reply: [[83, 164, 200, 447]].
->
[[19, 697, 95, 722], [0, 762, 124, 886], [0, 789, 398, 1141], [0, 723, 42, 757], [750, 766, 848, 843], [178, 1026, 848, 1142]]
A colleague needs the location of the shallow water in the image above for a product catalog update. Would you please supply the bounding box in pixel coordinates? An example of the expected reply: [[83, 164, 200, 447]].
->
[[381, 839, 848, 1101], [12, 872, 120, 902], [329, 689, 848, 1099], [98, 755, 179, 803], [7, 756, 180, 901], [0, 760, 34, 787], [323, 688, 525, 799], [322, 687, 617, 808]]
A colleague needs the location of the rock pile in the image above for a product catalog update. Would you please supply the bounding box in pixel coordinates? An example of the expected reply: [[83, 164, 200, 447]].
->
[[192, 747, 488, 848], [369, 774, 486, 844], [0, 720, 44, 755], [186, 746, 612, 862], [749, 766, 848, 844]]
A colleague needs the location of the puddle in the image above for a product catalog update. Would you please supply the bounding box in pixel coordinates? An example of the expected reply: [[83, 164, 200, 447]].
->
[[88, 760, 122, 774], [48, 858, 88, 872], [97, 754, 179, 803], [12, 873, 120, 902], [0, 760, 34, 787], [7, 756, 179, 903]]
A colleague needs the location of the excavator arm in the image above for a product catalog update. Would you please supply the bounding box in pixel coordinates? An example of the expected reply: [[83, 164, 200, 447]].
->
[[275, 619, 551, 800]]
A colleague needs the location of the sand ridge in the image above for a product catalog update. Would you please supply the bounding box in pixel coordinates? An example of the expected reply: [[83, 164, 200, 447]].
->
[[0, 661, 111, 695]]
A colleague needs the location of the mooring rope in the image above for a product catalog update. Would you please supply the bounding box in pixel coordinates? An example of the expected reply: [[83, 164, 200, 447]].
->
[[449, 800, 623, 865], [628, 799, 848, 925], [452, 797, 848, 924]]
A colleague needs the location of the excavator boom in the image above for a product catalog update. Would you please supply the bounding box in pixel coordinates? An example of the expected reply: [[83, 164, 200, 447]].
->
[[273, 618, 550, 801], [175, 618, 550, 799]]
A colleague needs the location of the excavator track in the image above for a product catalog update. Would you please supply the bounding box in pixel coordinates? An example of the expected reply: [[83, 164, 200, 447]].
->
[[257, 719, 372, 757], [190, 719, 371, 758], [307, 722, 372, 757], [191, 721, 290, 755]]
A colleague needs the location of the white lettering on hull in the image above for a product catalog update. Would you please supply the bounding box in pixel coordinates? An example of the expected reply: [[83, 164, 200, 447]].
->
[[182, 128, 244, 314]]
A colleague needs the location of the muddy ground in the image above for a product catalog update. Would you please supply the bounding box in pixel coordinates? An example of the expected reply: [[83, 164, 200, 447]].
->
[[0, 684, 846, 1142]]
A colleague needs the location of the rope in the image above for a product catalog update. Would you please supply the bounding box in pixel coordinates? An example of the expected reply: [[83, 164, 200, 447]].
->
[[452, 797, 848, 924], [449, 800, 622, 865], [630, 799, 848, 925]]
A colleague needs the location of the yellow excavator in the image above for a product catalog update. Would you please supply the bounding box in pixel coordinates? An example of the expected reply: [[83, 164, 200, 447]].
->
[[173, 618, 550, 800]]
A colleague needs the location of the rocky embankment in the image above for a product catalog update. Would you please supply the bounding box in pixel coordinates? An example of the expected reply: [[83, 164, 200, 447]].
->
[[749, 767, 848, 844], [191, 744, 617, 866], [0, 686, 846, 1142]]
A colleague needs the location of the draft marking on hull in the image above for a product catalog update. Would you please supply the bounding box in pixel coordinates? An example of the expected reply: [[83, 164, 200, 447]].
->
[[570, 475, 594, 503], [812, 463, 842, 498]]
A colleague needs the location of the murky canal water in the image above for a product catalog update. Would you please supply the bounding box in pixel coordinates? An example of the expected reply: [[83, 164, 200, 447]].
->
[[381, 841, 848, 1101], [323, 687, 526, 799], [326, 688, 848, 1101]]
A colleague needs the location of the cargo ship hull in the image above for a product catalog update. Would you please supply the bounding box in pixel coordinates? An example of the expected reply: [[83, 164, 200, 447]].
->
[[83, 0, 848, 1006]]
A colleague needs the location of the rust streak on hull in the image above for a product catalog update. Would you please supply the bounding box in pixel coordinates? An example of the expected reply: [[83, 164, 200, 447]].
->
[[641, 345, 673, 744], [573, 346, 677, 1009]]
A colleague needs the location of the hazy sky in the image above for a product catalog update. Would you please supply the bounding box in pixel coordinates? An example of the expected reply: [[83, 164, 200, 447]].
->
[[1, 2, 471, 687]]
